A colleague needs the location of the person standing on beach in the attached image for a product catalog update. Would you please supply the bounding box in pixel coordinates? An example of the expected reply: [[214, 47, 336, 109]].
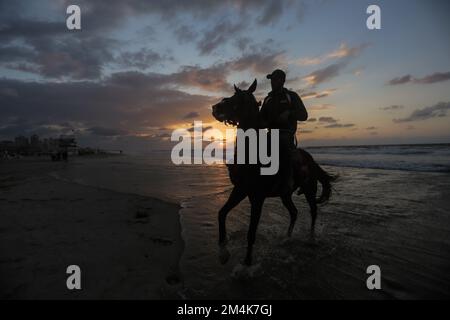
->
[[260, 69, 308, 193]]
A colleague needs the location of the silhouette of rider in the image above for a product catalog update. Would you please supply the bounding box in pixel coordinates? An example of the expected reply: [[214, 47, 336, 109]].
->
[[260, 69, 308, 193]]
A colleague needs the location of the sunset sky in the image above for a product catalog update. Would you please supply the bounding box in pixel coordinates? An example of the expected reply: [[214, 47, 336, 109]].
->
[[1, 0, 449, 151]]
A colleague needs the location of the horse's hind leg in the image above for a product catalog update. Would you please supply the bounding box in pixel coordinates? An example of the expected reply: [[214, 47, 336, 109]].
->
[[281, 195, 298, 237], [304, 180, 318, 233]]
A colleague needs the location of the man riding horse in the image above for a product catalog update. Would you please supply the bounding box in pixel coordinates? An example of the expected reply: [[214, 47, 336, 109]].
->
[[260, 69, 308, 194], [212, 75, 335, 265]]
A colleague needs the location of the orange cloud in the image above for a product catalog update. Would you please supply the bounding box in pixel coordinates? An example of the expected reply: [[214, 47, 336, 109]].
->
[[293, 43, 369, 67]]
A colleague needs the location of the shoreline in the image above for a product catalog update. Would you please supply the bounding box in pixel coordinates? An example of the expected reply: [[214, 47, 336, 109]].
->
[[0, 159, 185, 299]]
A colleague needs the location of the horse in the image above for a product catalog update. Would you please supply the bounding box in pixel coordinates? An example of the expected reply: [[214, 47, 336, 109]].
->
[[211, 79, 336, 266]]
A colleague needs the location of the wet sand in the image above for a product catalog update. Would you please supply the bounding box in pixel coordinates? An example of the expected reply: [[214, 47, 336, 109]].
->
[[0, 159, 183, 299]]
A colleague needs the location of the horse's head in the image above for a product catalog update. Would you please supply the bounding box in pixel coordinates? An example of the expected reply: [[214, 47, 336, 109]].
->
[[212, 79, 260, 128]]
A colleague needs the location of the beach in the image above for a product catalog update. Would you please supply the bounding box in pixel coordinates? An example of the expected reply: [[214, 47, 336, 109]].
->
[[0, 158, 183, 299], [1, 144, 450, 299]]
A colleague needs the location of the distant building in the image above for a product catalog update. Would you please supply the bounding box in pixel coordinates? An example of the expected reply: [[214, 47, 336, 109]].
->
[[14, 135, 29, 154], [14, 135, 29, 147], [0, 134, 79, 156], [30, 134, 40, 147], [0, 133, 87, 158], [29, 134, 41, 154]]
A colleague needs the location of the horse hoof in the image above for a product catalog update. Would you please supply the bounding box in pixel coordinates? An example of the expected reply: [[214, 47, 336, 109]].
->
[[219, 246, 230, 265]]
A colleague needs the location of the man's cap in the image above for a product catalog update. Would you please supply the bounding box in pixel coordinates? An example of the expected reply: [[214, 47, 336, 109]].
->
[[266, 69, 286, 81]]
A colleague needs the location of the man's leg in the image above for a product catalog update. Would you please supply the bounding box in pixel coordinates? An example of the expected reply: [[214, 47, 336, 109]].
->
[[278, 133, 294, 194]]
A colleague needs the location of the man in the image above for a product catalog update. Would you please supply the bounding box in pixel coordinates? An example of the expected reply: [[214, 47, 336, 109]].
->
[[260, 69, 308, 193]]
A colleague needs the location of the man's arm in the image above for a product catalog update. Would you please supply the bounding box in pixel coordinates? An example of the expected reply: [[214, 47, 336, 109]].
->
[[290, 92, 308, 121]]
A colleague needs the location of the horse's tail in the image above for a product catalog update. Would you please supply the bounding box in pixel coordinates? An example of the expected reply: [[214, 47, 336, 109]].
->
[[314, 161, 337, 204], [297, 149, 338, 204]]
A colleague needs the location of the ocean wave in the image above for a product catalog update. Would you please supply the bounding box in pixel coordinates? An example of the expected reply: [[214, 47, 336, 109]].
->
[[306, 144, 450, 157], [304, 144, 450, 173], [316, 159, 450, 173]]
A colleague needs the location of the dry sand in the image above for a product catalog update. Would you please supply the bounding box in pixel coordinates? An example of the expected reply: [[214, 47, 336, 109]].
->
[[0, 158, 184, 299]]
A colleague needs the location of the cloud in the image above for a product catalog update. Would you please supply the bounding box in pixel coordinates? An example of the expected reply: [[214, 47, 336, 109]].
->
[[0, 1, 294, 80], [53, 0, 305, 30], [0, 45, 37, 63], [168, 51, 282, 92], [296, 58, 322, 66], [173, 25, 198, 44], [171, 65, 231, 92], [414, 72, 450, 84], [0, 118, 78, 137], [300, 89, 337, 100], [295, 43, 369, 66], [257, 0, 285, 25], [387, 75, 412, 85], [0, 73, 217, 139], [187, 125, 213, 132], [324, 123, 355, 128], [231, 51, 283, 74], [88, 126, 129, 137], [197, 20, 244, 55], [303, 61, 348, 86], [0, 19, 63, 42], [315, 91, 335, 98], [393, 102, 450, 123], [318, 117, 338, 123], [0, 47, 282, 139], [106, 48, 282, 94], [183, 112, 200, 119], [300, 91, 318, 99], [0, 30, 118, 79], [381, 105, 404, 111], [309, 104, 334, 111], [316, 116, 355, 129], [327, 43, 369, 59], [234, 37, 252, 52], [115, 48, 174, 69], [387, 72, 450, 85]]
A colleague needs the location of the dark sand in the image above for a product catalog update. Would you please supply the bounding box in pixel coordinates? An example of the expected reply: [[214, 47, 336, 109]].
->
[[0, 159, 183, 299]]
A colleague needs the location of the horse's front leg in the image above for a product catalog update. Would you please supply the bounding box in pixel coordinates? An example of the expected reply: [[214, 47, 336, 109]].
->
[[218, 187, 246, 264], [244, 196, 265, 266]]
